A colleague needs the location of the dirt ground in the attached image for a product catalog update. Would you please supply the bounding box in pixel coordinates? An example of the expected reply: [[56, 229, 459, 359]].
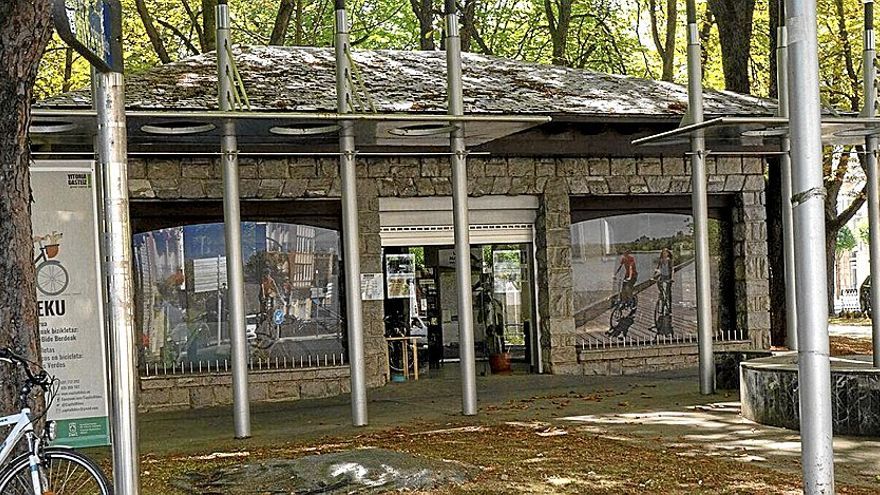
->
[[112, 365, 880, 494]]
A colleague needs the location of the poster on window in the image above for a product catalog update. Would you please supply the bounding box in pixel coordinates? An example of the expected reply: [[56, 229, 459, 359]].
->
[[386, 253, 415, 299], [492, 250, 522, 293], [30, 161, 110, 448], [568, 212, 731, 348]]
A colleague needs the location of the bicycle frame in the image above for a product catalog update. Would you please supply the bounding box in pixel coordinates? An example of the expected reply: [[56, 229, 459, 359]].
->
[[0, 408, 42, 493]]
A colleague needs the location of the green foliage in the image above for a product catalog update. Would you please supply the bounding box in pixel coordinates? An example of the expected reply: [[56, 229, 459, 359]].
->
[[837, 225, 857, 253]]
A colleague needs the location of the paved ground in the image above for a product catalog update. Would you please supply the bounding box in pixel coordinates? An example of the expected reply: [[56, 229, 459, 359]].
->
[[103, 364, 880, 493]]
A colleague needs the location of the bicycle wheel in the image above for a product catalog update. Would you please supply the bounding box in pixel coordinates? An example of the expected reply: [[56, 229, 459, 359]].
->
[[37, 261, 69, 296], [0, 447, 112, 494], [608, 306, 623, 332]]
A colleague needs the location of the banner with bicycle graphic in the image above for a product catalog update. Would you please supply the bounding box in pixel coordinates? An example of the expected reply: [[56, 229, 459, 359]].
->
[[31, 161, 109, 448]]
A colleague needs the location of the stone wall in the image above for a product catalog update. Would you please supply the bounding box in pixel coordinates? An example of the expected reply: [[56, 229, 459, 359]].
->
[[138, 366, 350, 412], [128, 153, 770, 378], [577, 341, 754, 376]]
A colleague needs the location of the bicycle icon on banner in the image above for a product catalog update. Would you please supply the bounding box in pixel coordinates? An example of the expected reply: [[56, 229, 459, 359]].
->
[[33, 232, 69, 296]]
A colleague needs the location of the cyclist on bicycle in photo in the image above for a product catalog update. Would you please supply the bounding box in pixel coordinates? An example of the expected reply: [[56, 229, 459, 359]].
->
[[615, 248, 638, 307], [654, 247, 674, 305]]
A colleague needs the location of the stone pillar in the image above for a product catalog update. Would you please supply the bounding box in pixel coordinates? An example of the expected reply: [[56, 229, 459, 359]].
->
[[356, 177, 387, 386], [735, 162, 771, 349], [536, 177, 578, 374]]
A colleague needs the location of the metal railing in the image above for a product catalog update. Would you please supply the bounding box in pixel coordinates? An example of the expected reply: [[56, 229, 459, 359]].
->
[[140, 352, 347, 377], [577, 328, 749, 352]]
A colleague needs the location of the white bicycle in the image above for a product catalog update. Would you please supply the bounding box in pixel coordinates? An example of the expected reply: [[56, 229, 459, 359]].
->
[[0, 347, 112, 494]]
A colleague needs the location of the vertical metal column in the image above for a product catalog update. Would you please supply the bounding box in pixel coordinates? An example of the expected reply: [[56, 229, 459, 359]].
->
[[784, 0, 836, 490], [95, 70, 140, 495], [445, 0, 478, 416], [335, 0, 368, 426], [685, 0, 715, 395], [777, 1, 798, 350], [863, 0, 880, 367], [217, 0, 251, 438]]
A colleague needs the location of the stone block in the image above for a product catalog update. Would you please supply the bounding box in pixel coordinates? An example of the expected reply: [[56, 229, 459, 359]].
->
[[491, 177, 512, 195], [637, 157, 662, 175], [290, 161, 317, 178], [742, 158, 764, 174], [432, 177, 452, 195], [662, 157, 685, 175], [557, 159, 587, 176], [415, 178, 436, 195], [716, 157, 742, 175], [568, 176, 589, 194], [281, 179, 307, 198], [469, 177, 494, 196], [509, 177, 535, 195], [606, 177, 628, 193], [300, 381, 329, 399], [179, 179, 205, 198], [147, 160, 181, 180], [485, 158, 508, 177], [587, 177, 609, 194], [258, 179, 284, 198], [239, 159, 258, 178], [744, 175, 765, 191], [420, 158, 449, 177], [610, 158, 636, 176], [259, 159, 289, 178], [129, 159, 147, 179], [645, 176, 671, 193], [467, 160, 486, 178], [535, 159, 556, 177], [240, 179, 260, 197], [724, 174, 746, 191], [508, 157, 535, 176], [588, 158, 610, 176], [129, 179, 155, 198]]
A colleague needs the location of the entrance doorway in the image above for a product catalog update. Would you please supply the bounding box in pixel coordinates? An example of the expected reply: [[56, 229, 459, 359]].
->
[[382, 243, 539, 374]]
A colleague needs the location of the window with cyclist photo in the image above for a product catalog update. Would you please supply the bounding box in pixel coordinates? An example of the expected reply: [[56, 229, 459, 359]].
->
[[570, 209, 735, 345], [132, 222, 344, 373]]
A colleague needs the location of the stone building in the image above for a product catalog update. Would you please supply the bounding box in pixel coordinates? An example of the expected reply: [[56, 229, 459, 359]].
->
[[35, 46, 774, 410]]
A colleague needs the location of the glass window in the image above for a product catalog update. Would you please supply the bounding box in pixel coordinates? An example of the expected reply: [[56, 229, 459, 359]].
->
[[570, 212, 735, 344], [133, 222, 343, 372]]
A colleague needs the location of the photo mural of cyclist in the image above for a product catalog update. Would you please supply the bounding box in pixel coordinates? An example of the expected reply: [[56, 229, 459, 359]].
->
[[570, 212, 735, 345], [132, 222, 344, 372]]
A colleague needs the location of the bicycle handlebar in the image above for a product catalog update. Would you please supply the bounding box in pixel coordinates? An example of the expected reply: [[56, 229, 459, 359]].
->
[[0, 347, 51, 391]]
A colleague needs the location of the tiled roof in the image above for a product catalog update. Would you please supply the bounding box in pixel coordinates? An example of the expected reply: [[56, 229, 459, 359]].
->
[[38, 45, 774, 118]]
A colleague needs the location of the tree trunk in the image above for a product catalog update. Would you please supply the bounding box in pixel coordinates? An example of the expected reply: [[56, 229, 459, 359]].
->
[[135, 0, 172, 63], [269, 0, 295, 46], [460, 0, 476, 52], [826, 228, 838, 315], [0, 0, 53, 418], [544, 0, 573, 66], [202, 0, 218, 52], [648, 0, 677, 82], [707, 0, 756, 94], [61, 47, 74, 92], [768, 0, 778, 99], [410, 0, 436, 50]]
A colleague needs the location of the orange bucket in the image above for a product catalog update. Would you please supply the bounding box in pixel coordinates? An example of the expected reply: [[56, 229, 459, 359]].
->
[[45, 244, 59, 258]]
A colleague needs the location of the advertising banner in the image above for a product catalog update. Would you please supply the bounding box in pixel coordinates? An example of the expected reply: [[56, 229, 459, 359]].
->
[[385, 254, 415, 299], [31, 161, 109, 448]]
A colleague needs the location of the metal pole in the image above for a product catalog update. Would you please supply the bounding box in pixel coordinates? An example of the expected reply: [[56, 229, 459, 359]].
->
[[445, 0, 478, 416], [217, 1, 251, 438], [862, 0, 880, 367], [685, 0, 715, 395], [95, 70, 140, 495], [784, 0, 836, 489], [335, 0, 368, 426], [777, 1, 798, 350]]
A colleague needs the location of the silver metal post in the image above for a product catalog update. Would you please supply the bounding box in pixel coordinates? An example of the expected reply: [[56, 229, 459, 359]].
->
[[446, 0, 478, 416], [784, 0, 836, 489], [777, 3, 798, 350], [217, 2, 251, 438], [685, 0, 715, 395], [335, 1, 368, 426], [863, 0, 880, 366], [95, 70, 140, 495]]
